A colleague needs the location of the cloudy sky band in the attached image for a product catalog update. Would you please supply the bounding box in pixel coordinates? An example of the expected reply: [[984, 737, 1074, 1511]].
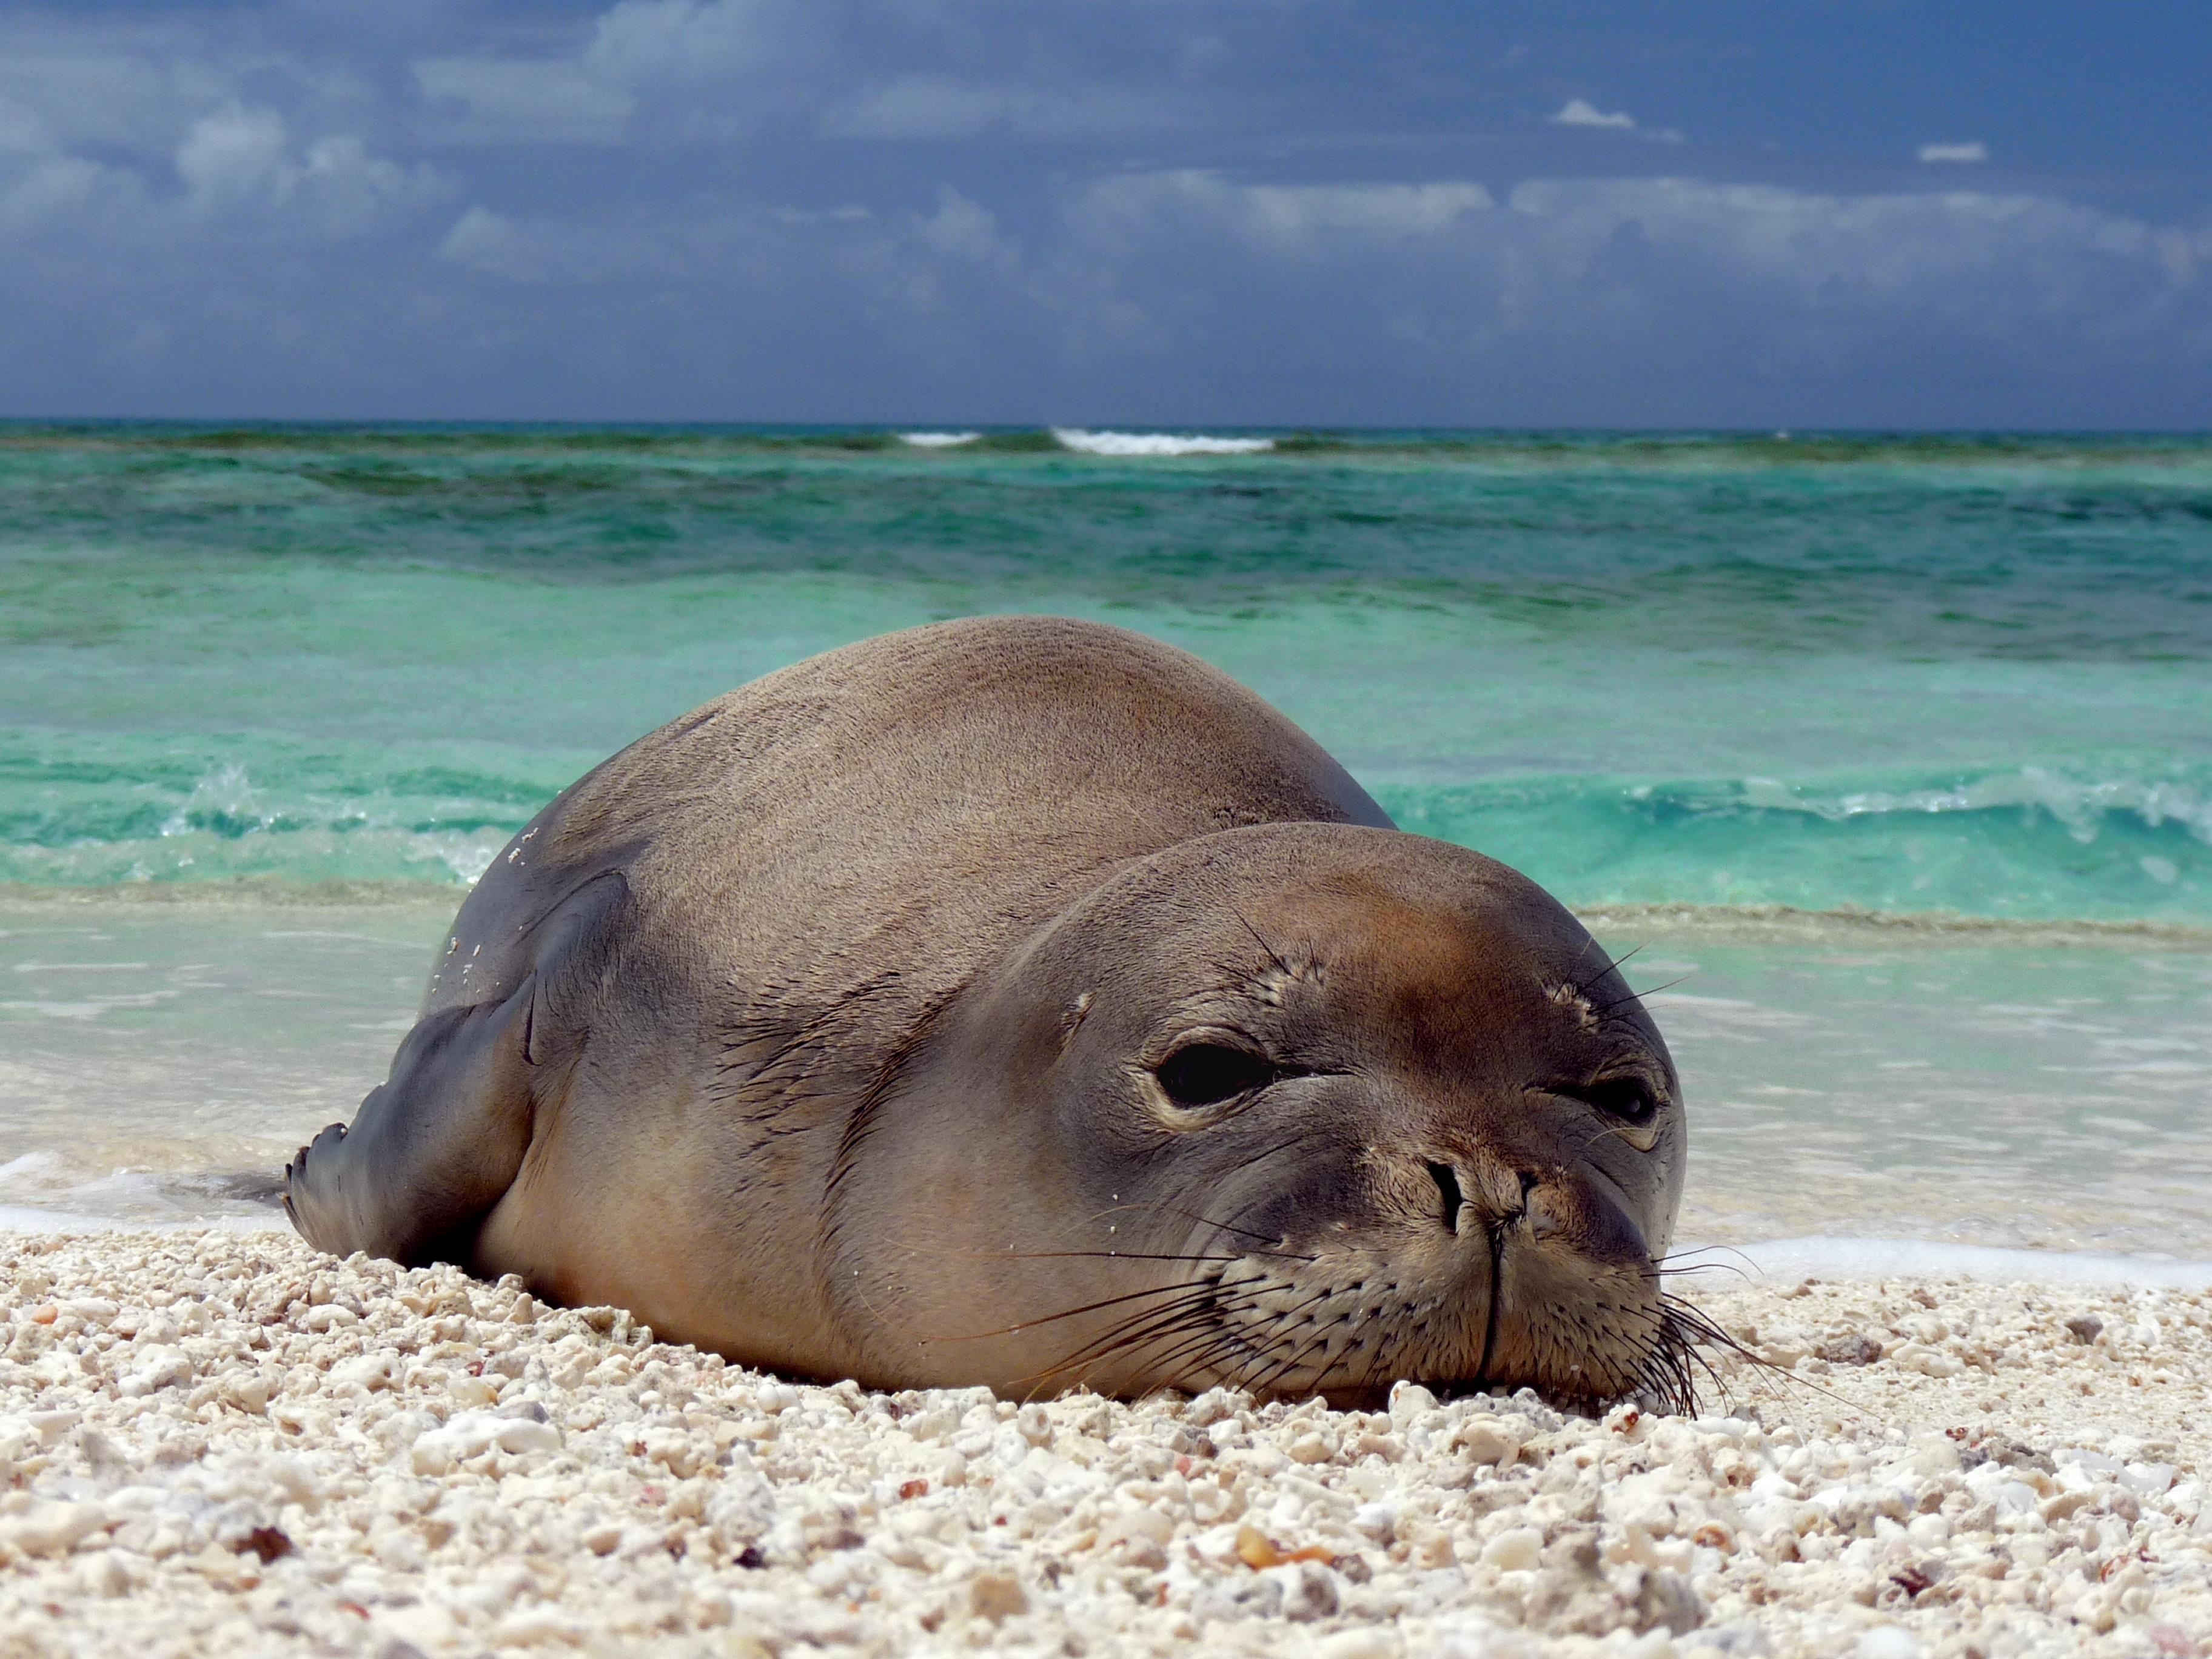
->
[[0, 0, 2207, 425]]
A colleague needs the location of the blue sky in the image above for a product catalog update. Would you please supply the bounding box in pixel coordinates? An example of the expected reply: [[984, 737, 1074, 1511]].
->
[[2, 1, 2208, 426]]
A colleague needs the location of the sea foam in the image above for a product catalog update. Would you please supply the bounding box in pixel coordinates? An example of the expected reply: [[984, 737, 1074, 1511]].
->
[[897, 431, 980, 448], [1051, 428, 1275, 457], [1711, 1235, 2212, 1290]]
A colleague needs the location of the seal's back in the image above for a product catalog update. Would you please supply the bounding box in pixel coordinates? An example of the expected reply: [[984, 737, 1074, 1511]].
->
[[285, 617, 1389, 1369]]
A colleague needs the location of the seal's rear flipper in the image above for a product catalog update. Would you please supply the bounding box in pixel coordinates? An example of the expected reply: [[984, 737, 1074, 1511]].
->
[[284, 982, 540, 1265]]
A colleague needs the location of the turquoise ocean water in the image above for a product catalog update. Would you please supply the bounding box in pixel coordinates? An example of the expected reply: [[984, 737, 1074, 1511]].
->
[[3, 424, 2208, 1256]]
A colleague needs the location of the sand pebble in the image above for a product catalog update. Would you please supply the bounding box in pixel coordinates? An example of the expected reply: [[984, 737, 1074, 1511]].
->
[[0, 1230, 2207, 1657], [1857, 1627, 1922, 1659]]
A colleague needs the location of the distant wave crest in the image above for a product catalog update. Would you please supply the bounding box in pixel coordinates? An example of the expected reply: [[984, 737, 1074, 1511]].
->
[[1379, 764, 2212, 925], [1050, 428, 1275, 457], [897, 431, 981, 448], [1729, 768, 2212, 848]]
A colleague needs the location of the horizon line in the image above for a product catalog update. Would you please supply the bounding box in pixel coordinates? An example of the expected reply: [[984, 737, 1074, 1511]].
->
[[4, 417, 2210, 438]]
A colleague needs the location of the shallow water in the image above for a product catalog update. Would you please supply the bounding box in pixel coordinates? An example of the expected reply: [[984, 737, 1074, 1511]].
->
[[1597, 919, 2212, 1258], [3, 423, 2208, 1252], [3, 897, 2206, 1262], [7, 424, 2209, 918]]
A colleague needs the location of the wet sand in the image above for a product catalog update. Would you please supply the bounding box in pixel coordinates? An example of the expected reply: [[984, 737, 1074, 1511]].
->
[[2, 1230, 2208, 1658]]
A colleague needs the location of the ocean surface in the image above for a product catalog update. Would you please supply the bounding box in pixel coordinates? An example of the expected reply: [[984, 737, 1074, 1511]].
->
[[3, 424, 2208, 1261]]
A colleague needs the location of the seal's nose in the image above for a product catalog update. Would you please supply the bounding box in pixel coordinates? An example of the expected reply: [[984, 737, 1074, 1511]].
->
[[1426, 1157, 1540, 1236], [1424, 1162, 1465, 1233]]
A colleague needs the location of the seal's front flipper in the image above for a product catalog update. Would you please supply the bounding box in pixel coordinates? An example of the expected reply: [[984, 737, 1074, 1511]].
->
[[286, 981, 540, 1266], [286, 863, 630, 1266]]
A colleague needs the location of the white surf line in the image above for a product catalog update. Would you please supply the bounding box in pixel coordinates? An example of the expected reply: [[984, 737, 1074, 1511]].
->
[[1680, 1235, 2212, 1290], [0, 1205, 291, 1235]]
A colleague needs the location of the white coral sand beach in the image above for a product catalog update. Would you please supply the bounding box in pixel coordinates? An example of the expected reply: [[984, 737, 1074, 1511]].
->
[[2, 1229, 2208, 1659]]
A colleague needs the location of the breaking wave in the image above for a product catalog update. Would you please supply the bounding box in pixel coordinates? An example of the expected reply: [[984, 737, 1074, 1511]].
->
[[6, 741, 2207, 926], [1378, 765, 2212, 925], [1049, 429, 1276, 457]]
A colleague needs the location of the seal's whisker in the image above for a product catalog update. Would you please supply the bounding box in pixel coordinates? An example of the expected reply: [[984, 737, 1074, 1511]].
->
[[916, 1277, 1230, 1347], [895, 1245, 1256, 1267], [1664, 1304, 1755, 1414], [1042, 1275, 1298, 1391], [1657, 1293, 1750, 1356], [1048, 1287, 1233, 1367], [1349, 1329, 1399, 1402], [1019, 1276, 1245, 1372], [1646, 1259, 1755, 1285], [1085, 1200, 1299, 1252], [1590, 973, 1691, 1015], [1572, 940, 1647, 998], [1131, 1316, 1268, 1390], [1010, 1316, 1219, 1397], [1610, 1311, 1695, 1416], [1016, 1282, 1267, 1392], [1276, 1304, 1372, 1393], [1219, 1282, 1347, 1396], [1627, 1290, 1840, 1416], [1656, 1242, 1761, 1277], [1078, 1280, 1284, 1374], [1227, 903, 1298, 983], [1252, 1312, 1360, 1397], [999, 1284, 1246, 1362]]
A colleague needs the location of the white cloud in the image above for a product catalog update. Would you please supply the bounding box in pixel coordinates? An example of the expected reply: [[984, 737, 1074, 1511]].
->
[[295, 137, 433, 234], [1509, 176, 2212, 306], [823, 78, 1013, 140], [915, 187, 1019, 267], [583, 0, 766, 85], [866, 186, 1031, 315], [413, 58, 635, 146], [176, 103, 292, 211], [1239, 182, 1496, 237], [411, 0, 773, 146], [0, 42, 235, 154], [822, 76, 1182, 142], [1550, 98, 1636, 132], [1546, 98, 1681, 144], [175, 103, 441, 233], [826, 78, 1042, 140], [0, 153, 115, 230], [1082, 172, 1494, 246], [1919, 141, 1989, 164], [437, 206, 546, 281], [0, 90, 139, 232], [435, 201, 706, 285], [1063, 168, 2212, 353]]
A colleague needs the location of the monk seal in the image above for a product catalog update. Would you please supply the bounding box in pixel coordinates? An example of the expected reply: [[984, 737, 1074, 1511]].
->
[[286, 616, 1689, 1405]]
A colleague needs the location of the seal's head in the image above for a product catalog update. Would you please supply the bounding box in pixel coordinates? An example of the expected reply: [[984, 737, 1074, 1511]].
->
[[832, 822, 1689, 1406]]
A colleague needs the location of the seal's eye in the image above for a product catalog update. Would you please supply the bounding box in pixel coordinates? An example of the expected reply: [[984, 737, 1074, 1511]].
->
[[1156, 1044, 1276, 1109], [1573, 1078, 1660, 1127]]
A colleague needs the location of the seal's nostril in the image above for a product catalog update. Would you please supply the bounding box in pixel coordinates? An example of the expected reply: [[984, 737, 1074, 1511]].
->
[[1427, 1162, 1464, 1235]]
